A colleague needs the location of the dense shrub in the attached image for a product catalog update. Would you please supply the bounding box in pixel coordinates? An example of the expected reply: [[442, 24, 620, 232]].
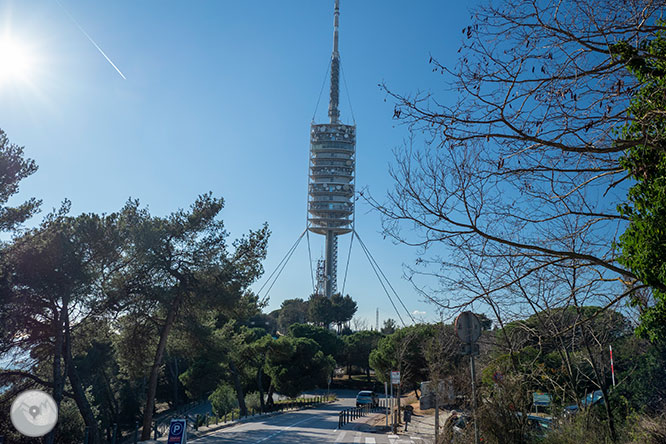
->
[[244, 391, 262, 411], [209, 383, 237, 416]]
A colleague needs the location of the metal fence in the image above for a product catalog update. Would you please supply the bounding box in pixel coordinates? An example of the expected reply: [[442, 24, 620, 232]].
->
[[147, 395, 334, 443], [0, 396, 335, 444]]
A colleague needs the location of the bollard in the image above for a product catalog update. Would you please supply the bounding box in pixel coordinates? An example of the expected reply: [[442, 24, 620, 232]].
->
[[133, 421, 139, 444], [84, 426, 89, 444], [154, 421, 158, 440], [111, 423, 117, 444], [195, 414, 200, 430]]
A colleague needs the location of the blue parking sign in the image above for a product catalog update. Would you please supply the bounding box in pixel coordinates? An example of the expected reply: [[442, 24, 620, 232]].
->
[[168, 419, 187, 444]]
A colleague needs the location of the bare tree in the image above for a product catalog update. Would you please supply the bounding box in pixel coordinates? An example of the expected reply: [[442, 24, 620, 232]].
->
[[368, 0, 665, 318], [422, 323, 460, 442]]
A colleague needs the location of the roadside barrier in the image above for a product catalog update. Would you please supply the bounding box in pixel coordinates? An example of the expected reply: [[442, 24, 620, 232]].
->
[[337, 403, 385, 428], [151, 394, 335, 440]]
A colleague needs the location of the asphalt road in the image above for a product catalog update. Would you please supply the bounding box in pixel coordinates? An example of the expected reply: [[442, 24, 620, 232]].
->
[[189, 391, 428, 444]]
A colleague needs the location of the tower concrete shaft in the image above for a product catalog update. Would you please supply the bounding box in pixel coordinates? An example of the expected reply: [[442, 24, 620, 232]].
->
[[307, 0, 355, 298]]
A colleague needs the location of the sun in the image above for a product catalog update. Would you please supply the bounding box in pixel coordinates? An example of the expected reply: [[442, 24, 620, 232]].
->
[[0, 34, 37, 87]]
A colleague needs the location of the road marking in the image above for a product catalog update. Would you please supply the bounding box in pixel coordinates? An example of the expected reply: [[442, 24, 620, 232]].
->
[[335, 431, 347, 442], [365, 438, 376, 444], [353, 435, 362, 443], [253, 415, 318, 443]]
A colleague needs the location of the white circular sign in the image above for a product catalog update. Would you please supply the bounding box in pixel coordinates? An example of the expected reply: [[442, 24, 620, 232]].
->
[[455, 311, 482, 344], [10, 389, 58, 437]]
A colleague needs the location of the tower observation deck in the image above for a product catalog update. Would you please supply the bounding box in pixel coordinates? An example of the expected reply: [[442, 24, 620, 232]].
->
[[308, 0, 356, 298]]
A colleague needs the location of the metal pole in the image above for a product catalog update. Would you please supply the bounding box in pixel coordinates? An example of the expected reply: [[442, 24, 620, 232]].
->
[[385, 381, 389, 428], [471, 354, 479, 444], [435, 388, 439, 444], [133, 421, 139, 444], [390, 383, 394, 430], [610, 345, 616, 387], [111, 424, 117, 444], [83, 426, 89, 444]]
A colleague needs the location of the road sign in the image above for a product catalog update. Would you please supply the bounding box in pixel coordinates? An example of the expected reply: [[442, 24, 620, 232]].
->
[[461, 343, 480, 356], [390, 371, 400, 385], [455, 311, 481, 344], [532, 392, 552, 407], [168, 419, 187, 444]]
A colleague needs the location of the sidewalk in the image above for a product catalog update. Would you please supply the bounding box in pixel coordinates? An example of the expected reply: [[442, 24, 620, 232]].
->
[[362, 402, 452, 443], [401, 409, 451, 442]]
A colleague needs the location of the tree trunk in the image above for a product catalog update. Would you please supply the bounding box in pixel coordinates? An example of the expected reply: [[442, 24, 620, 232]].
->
[[64, 303, 100, 444], [257, 364, 265, 412], [266, 381, 275, 407], [45, 310, 64, 444], [229, 358, 247, 416], [166, 355, 179, 409], [141, 294, 183, 440], [397, 384, 401, 424]]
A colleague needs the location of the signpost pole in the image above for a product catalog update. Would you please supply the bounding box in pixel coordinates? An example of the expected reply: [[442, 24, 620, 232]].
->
[[471, 353, 479, 444], [385, 381, 388, 428], [390, 382, 393, 429], [456, 311, 481, 444]]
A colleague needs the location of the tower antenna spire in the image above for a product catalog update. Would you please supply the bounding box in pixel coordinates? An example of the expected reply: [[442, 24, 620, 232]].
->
[[308, 0, 355, 299], [328, 0, 341, 124]]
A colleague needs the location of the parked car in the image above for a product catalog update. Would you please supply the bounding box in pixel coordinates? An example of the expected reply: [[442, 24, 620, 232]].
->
[[565, 390, 605, 414], [355, 390, 378, 408], [526, 415, 552, 439]]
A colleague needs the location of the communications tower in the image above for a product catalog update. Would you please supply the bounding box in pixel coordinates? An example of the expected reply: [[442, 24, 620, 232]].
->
[[307, 0, 356, 298]]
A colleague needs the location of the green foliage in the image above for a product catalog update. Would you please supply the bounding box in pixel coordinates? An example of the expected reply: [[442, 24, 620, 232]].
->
[[477, 374, 533, 444], [244, 391, 262, 411], [343, 330, 384, 371], [0, 128, 40, 232], [209, 383, 238, 416], [179, 358, 225, 400], [288, 323, 343, 361], [308, 293, 336, 326], [277, 298, 309, 333], [538, 411, 614, 444], [264, 336, 334, 398], [381, 319, 397, 335], [613, 27, 666, 343], [52, 399, 86, 444], [369, 323, 436, 387], [329, 293, 357, 331]]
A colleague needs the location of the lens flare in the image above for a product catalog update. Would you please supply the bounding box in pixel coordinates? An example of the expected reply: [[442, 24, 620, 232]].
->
[[0, 34, 36, 87]]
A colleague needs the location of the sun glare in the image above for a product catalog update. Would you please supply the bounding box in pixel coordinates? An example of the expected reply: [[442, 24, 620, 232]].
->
[[0, 34, 37, 87]]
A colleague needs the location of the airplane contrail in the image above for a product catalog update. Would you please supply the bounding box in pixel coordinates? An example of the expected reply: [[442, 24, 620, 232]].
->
[[54, 0, 126, 80]]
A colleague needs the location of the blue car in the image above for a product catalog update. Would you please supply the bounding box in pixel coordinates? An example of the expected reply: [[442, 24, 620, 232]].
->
[[565, 390, 604, 413]]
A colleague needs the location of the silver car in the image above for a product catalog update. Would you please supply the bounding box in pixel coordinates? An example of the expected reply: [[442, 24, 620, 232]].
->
[[355, 390, 378, 408]]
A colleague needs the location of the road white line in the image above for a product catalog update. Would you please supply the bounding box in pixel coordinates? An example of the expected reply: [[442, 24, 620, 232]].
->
[[253, 415, 318, 443], [335, 431, 347, 442], [365, 438, 376, 444]]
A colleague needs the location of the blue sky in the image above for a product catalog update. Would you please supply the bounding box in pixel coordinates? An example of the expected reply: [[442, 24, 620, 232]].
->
[[0, 0, 472, 326]]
